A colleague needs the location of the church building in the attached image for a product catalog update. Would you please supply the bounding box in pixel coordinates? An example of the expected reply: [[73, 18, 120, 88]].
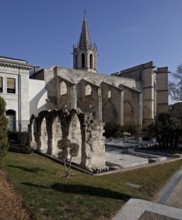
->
[[0, 15, 169, 131]]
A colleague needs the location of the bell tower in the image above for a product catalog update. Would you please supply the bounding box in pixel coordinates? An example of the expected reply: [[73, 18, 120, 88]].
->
[[73, 15, 97, 73]]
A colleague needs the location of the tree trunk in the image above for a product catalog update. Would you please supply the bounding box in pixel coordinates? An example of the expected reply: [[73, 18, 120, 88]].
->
[[64, 160, 67, 175], [67, 156, 73, 178]]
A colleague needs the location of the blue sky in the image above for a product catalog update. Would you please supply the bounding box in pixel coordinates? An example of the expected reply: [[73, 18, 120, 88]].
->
[[0, 0, 182, 75]]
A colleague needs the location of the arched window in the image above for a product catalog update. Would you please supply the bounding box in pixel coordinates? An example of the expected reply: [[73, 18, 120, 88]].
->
[[68, 113, 82, 164], [90, 54, 93, 69], [52, 116, 62, 157], [108, 90, 111, 99], [124, 101, 134, 124], [85, 84, 92, 96], [81, 53, 85, 68], [40, 117, 48, 153], [6, 110, 16, 131], [60, 81, 67, 95]]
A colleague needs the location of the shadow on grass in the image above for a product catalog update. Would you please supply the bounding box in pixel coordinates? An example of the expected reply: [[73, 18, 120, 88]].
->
[[22, 182, 131, 201], [8, 165, 45, 173]]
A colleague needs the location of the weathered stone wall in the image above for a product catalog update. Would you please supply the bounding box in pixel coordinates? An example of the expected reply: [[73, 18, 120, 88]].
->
[[37, 63, 168, 128], [43, 66, 138, 126], [29, 108, 106, 171], [77, 80, 102, 120], [113, 61, 169, 127], [156, 67, 168, 114], [57, 78, 75, 110], [121, 85, 141, 125], [102, 82, 123, 124]]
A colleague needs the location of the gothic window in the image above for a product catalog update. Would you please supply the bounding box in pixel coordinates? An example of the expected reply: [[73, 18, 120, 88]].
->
[[103, 101, 117, 123], [7, 78, 15, 93], [82, 53, 85, 68], [90, 53, 93, 69], [60, 81, 67, 95], [85, 84, 92, 96], [0, 77, 3, 93], [6, 110, 16, 131], [108, 90, 111, 99]]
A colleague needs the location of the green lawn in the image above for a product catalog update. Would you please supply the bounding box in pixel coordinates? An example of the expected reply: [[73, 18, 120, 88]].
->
[[3, 152, 182, 220]]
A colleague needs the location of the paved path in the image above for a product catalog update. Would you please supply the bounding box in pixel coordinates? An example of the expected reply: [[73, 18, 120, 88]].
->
[[156, 166, 182, 208], [112, 164, 182, 220]]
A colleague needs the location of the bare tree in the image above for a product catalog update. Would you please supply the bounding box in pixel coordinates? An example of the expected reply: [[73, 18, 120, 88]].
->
[[169, 64, 182, 102]]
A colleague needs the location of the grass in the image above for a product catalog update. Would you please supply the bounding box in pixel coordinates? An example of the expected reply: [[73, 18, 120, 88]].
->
[[3, 152, 182, 220]]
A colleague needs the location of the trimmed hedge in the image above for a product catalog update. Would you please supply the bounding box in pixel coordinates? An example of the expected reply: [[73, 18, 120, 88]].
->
[[104, 122, 124, 138], [104, 121, 140, 138], [8, 131, 28, 145], [8, 144, 33, 154]]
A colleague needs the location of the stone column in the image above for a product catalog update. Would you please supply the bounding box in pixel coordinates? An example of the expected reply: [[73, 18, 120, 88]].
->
[[139, 92, 143, 127], [119, 90, 124, 125], [98, 87, 102, 121], [72, 84, 77, 109]]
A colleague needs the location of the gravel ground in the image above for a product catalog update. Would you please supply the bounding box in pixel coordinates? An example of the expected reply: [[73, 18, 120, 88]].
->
[[0, 169, 30, 220]]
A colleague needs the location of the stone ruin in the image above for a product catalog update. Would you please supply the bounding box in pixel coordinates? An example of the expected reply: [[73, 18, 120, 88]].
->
[[29, 108, 106, 172]]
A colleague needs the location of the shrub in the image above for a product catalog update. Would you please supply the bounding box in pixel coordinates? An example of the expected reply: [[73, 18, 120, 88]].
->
[[8, 144, 33, 154], [0, 96, 8, 164], [8, 131, 28, 145], [104, 122, 124, 138], [148, 113, 182, 149], [123, 121, 140, 137]]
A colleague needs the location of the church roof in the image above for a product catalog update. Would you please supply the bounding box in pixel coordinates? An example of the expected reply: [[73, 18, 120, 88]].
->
[[79, 16, 92, 49]]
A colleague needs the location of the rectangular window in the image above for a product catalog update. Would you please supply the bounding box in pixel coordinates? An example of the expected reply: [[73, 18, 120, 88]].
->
[[7, 78, 16, 93], [0, 77, 3, 93]]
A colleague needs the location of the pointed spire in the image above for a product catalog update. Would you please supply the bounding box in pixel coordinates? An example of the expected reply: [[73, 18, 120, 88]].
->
[[79, 14, 92, 49], [73, 13, 97, 73]]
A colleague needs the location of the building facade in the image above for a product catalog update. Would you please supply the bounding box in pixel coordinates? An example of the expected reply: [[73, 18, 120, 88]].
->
[[0, 57, 47, 131], [0, 16, 169, 131]]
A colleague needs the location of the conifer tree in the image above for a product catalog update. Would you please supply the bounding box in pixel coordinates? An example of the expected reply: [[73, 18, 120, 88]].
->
[[0, 96, 8, 164]]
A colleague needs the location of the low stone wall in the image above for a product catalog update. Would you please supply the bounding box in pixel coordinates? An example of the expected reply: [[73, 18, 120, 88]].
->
[[29, 108, 106, 171]]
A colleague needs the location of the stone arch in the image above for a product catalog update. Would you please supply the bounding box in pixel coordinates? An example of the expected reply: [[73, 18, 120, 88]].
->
[[103, 101, 117, 123], [124, 101, 134, 124], [68, 112, 82, 164], [51, 116, 62, 157], [40, 117, 48, 153], [89, 53, 93, 69], [60, 81, 67, 95], [30, 115, 38, 148], [81, 53, 85, 68], [108, 90, 111, 99]]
